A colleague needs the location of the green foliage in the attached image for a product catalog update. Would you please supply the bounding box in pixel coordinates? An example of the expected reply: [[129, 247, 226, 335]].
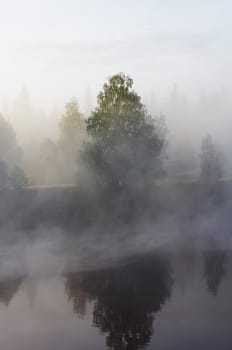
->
[[200, 134, 222, 182], [59, 97, 86, 152], [87, 73, 147, 138], [83, 73, 166, 192]]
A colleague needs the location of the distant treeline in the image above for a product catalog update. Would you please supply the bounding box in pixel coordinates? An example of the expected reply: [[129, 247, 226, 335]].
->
[[0, 73, 224, 190]]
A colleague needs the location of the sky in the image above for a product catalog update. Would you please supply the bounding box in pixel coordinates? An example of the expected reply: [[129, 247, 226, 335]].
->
[[0, 0, 231, 110]]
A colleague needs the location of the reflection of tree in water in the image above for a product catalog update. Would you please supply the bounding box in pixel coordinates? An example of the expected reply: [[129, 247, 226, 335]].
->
[[66, 255, 172, 350], [65, 274, 88, 318], [0, 278, 23, 306], [173, 251, 197, 292], [203, 251, 227, 296]]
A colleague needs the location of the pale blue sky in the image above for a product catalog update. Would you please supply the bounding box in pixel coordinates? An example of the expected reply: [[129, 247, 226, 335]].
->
[[0, 0, 229, 43], [0, 0, 231, 107]]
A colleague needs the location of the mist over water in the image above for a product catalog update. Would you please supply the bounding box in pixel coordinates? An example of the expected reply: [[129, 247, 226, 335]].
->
[[0, 2, 232, 349], [0, 181, 230, 281]]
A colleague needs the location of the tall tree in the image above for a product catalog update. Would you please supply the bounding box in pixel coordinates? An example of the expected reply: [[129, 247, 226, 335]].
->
[[58, 98, 87, 183], [87, 73, 148, 138], [34, 98, 87, 185], [84, 73, 166, 193], [59, 97, 87, 152]]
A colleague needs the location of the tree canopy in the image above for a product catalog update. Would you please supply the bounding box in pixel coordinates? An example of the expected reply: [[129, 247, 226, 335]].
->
[[59, 97, 86, 151], [83, 73, 166, 193], [87, 73, 148, 138]]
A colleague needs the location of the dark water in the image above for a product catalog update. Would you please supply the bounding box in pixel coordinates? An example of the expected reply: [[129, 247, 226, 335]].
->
[[0, 251, 231, 350]]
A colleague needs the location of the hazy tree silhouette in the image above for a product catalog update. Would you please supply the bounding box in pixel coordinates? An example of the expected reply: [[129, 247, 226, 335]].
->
[[0, 161, 11, 190], [10, 166, 28, 188], [12, 84, 33, 141], [0, 278, 23, 306], [199, 134, 223, 182], [0, 114, 22, 167], [56, 97, 87, 183], [59, 97, 87, 154], [58, 97, 87, 183], [203, 251, 227, 296], [0, 114, 26, 189], [65, 274, 88, 318], [66, 255, 172, 350], [36, 98, 87, 184]]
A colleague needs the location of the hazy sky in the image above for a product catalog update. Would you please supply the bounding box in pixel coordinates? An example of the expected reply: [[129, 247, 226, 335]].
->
[[0, 0, 231, 108]]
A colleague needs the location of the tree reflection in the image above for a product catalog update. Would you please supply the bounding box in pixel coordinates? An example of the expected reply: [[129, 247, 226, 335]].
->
[[0, 277, 23, 306], [65, 274, 88, 318], [66, 255, 172, 349], [203, 250, 227, 296]]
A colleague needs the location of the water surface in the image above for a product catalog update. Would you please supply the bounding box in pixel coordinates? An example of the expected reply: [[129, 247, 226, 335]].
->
[[0, 251, 231, 350]]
